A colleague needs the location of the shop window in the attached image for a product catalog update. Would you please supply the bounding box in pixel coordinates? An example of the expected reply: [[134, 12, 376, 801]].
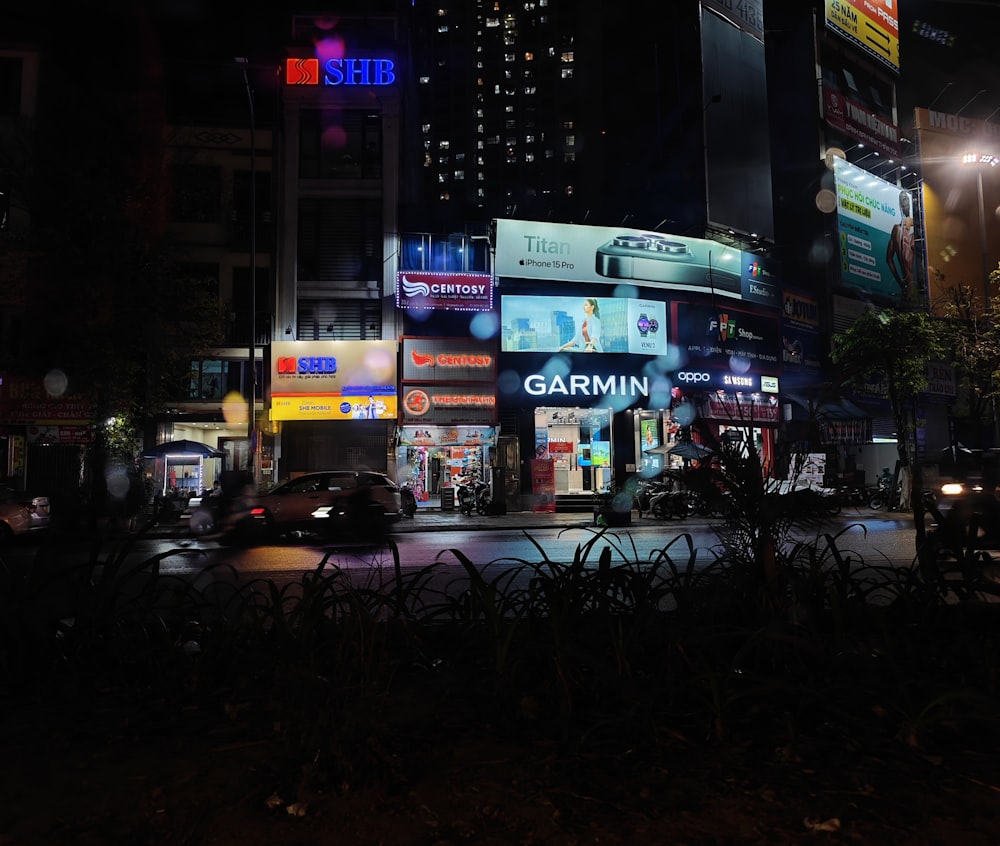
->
[[297, 197, 382, 284], [170, 163, 221, 224], [298, 109, 383, 180], [295, 300, 381, 341]]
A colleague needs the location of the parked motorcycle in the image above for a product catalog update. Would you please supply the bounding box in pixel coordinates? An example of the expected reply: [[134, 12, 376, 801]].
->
[[399, 482, 417, 517], [868, 468, 899, 510], [454, 476, 493, 516]]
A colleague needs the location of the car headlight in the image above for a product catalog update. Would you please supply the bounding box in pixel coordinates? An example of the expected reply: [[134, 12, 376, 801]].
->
[[940, 482, 965, 497]]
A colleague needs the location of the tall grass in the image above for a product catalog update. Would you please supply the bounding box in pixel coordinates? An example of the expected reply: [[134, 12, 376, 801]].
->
[[2, 465, 999, 801]]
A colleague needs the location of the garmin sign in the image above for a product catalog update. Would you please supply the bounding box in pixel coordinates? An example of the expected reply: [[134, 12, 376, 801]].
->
[[524, 373, 649, 398], [497, 352, 661, 409]]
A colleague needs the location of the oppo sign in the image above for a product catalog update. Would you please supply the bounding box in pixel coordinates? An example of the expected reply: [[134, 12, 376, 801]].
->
[[676, 371, 711, 383]]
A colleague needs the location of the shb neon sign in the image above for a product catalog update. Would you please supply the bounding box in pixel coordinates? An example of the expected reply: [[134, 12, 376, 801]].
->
[[286, 57, 396, 86]]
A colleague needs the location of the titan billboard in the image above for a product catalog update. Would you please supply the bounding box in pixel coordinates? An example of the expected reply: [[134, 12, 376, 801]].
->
[[493, 219, 781, 309]]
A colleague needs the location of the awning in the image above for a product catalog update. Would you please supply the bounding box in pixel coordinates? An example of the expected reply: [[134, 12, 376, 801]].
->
[[785, 392, 870, 421]]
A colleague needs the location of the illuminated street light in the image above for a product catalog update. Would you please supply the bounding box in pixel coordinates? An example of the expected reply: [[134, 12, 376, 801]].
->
[[961, 149, 997, 307]]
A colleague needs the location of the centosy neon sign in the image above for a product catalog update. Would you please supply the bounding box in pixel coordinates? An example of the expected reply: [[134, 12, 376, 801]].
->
[[286, 57, 396, 86]]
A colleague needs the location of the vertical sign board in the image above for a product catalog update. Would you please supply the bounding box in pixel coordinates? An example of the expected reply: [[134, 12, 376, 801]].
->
[[833, 157, 915, 303], [824, 0, 900, 74]]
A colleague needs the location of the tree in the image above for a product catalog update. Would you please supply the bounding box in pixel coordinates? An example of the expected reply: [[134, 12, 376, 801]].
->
[[6, 9, 224, 515], [831, 309, 945, 548], [935, 273, 1000, 449]]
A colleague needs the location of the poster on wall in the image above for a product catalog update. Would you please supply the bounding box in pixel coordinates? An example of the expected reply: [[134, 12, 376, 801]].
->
[[501, 295, 667, 355], [530, 459, 556, 513], [640, 418, 659, 451], [591, 441, 611, 468], [833, 158, 913, 303]]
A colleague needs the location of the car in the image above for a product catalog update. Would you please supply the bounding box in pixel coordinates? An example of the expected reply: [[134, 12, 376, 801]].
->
[[0, 484, 51, 541], [243, 470, 402, 540]]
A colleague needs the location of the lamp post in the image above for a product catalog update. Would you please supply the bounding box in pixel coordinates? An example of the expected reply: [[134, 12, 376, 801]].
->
[[961, 151, 997, 307], [236, 57, 256, 476]]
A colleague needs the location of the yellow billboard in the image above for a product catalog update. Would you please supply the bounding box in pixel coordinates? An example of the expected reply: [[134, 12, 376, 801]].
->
[[825, 0, 899, 73], [269, 340, 397, 421]]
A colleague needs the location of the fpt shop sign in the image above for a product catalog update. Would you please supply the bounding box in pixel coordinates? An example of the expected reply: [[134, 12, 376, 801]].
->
[[286, 57, 396, 86], [396, 271, 492, 312], [671, 301, 779, 373], [270, 340, 397, 422]]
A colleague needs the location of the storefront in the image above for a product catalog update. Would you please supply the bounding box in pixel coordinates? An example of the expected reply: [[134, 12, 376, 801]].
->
[[396, 337, 498, 508], [268, 340, 398, 480]]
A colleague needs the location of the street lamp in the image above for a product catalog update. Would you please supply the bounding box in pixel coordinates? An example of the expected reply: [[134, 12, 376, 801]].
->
[[236, 57, 256, 476], [961, 150, 998, 308]]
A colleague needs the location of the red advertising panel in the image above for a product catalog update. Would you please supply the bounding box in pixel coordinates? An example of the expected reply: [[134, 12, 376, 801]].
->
[[401, 337, 496, 382], [530, 459, 556, 513], [400, 385, 498, 426]]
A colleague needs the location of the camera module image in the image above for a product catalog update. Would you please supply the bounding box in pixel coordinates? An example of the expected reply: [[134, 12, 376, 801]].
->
[[595, 232, 741, 292]]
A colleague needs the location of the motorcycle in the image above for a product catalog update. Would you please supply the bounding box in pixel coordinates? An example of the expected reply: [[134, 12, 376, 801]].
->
[[868, 468, 899, 510], [399, 482, 417, 517], [453, 476, 493, 516], [455, 477, 477, 516]]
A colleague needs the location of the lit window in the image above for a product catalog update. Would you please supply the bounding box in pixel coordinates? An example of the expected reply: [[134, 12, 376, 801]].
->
[[478, 188, 485, 197], [565, 185, 574, 196], [564, 152, 575, 162], [545, 149, 554, 158], [561, 51, 574, 62], [438, 173, 448, 183], [524, 51, 534, 61], [438, 24, 449, 32], [565, 135, 574, 147], [562, 121, 574, 129], [561, 68, 573, 79], [436, 7, 447, 15], [422, 123, 431, 133], [486, 17, 499, 27], [525, 152, 535, 162], [419, 76, 430, 84], [438, 156, 450, 164], [525, 134, 535, 143], [439, 140, 450, 149], [440, 191, 450, 200], [506, 119, 516, 129], [476, 109, 483, 118], [477, 140, 484, 149], [505, 53, 515, 62], [505, 105, 514, 113], [506, 137, 517, 145], [478, 172, 485, 180], [454, 170, 465, 180], [524, 86, 536, 94], [477, 124, 484, 133]]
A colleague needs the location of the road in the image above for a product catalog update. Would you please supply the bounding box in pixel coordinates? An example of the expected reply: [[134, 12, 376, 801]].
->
[[3, 513, 925, 597]]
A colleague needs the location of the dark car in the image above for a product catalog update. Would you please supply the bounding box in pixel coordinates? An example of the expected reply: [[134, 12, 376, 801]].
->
[[243, 470, 402, 541]]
